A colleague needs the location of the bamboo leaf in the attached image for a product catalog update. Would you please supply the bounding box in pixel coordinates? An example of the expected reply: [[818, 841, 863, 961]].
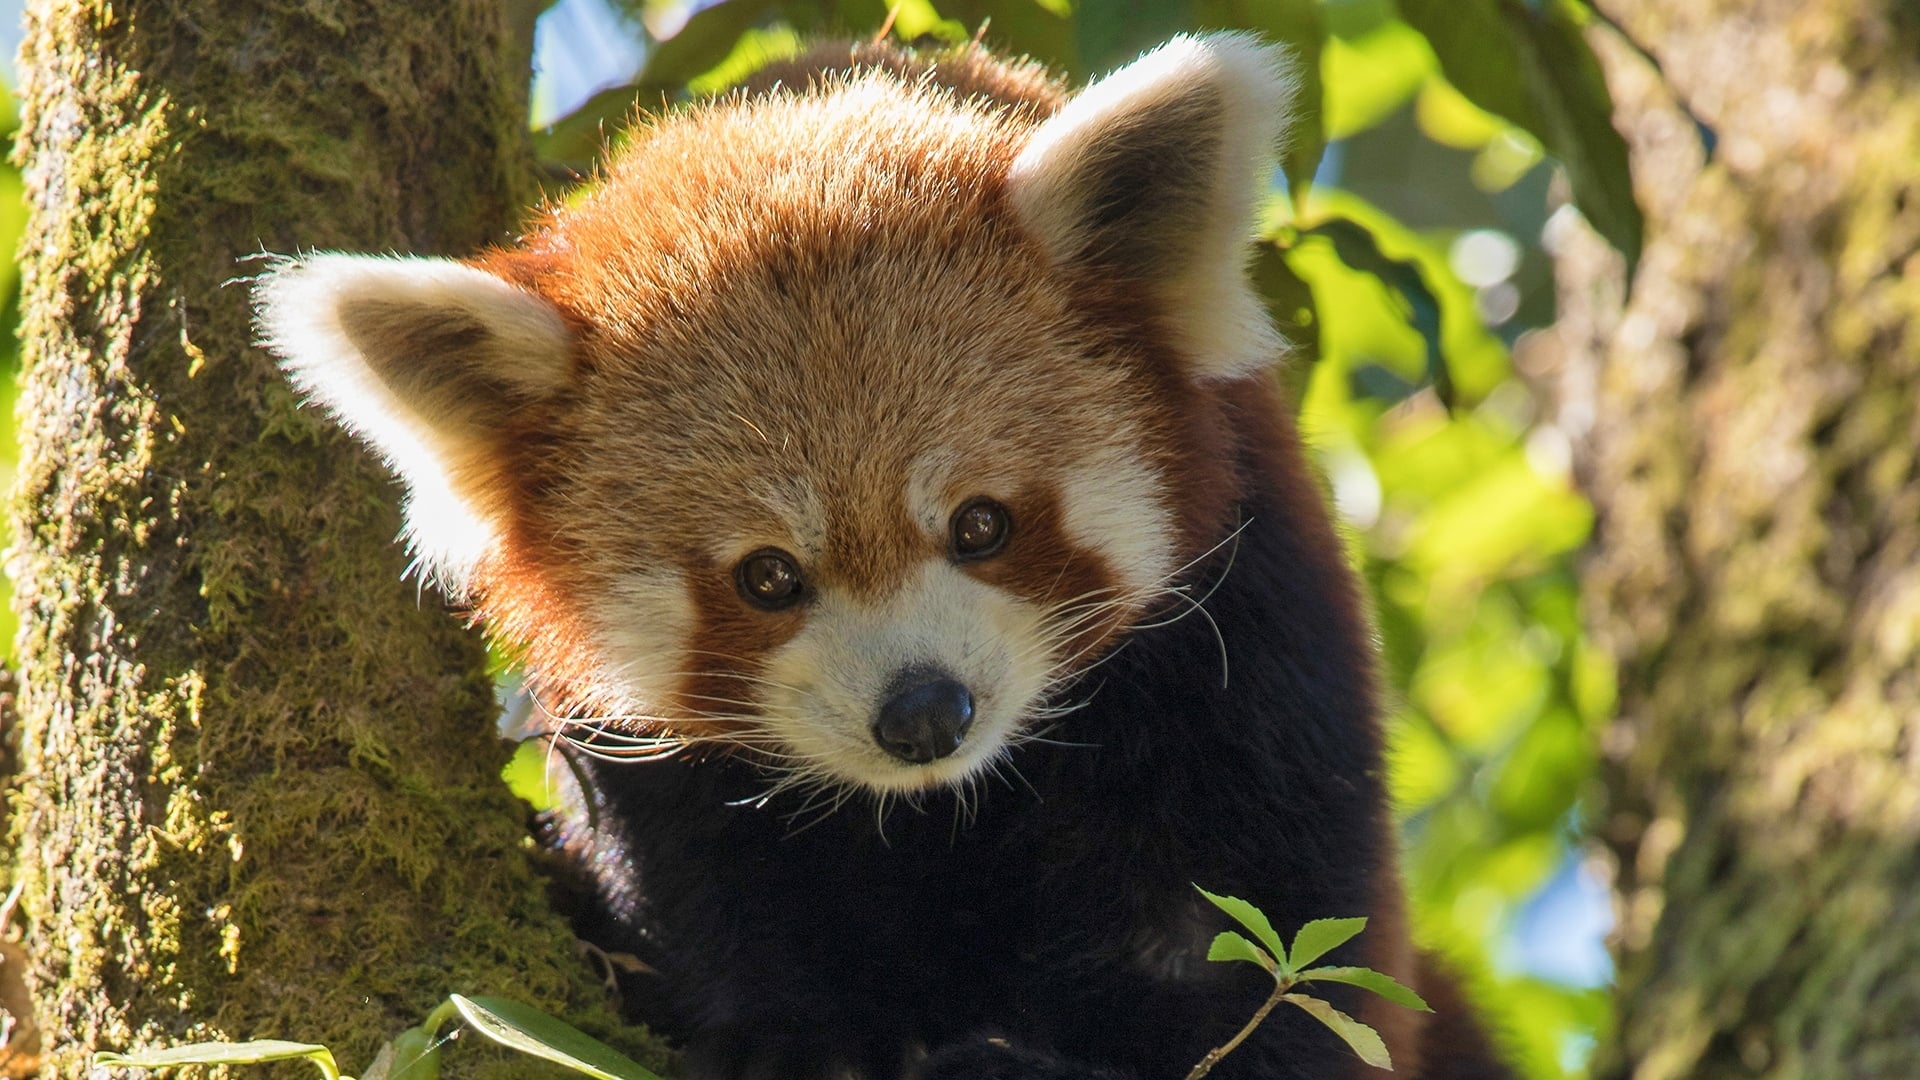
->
[[451, 995, 664, 1080], [1283, 994, 1393, 1070], [94, 1041, 341, 1079], [1296, 965, 1433, 1012]]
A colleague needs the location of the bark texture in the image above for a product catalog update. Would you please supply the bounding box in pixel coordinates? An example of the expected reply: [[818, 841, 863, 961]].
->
[[1536, 1, 1920, 1076], [6, 1, 660, 1074]]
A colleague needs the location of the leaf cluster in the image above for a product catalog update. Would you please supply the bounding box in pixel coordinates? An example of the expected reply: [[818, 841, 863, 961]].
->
[[1192, 887, 1429, 1075], [95, 995, 666, 1080]]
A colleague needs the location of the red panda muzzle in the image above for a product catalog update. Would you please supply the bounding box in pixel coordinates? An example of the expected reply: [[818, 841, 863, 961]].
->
[[872, 669, 976, 764]]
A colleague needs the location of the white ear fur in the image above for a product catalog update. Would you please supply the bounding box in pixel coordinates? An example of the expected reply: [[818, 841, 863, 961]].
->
[[252, 253, 573, 594], [1008, 33, 1295, 380]]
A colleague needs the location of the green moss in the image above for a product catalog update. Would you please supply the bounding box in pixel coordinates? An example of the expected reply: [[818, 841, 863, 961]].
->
[[7, 1, 667, 1075]]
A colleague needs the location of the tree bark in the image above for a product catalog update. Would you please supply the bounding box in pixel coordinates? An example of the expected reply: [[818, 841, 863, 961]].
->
[[1537, 2, 1920, 1076], [6, 1, 655, 1074]]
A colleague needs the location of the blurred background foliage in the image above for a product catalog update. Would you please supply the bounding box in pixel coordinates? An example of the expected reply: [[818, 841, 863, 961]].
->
[[0, 0, 1628, 1075]]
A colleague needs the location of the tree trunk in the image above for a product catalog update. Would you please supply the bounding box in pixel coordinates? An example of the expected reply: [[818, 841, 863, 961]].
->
[[6, 1, 654, 1074], [1538, 1, 1920, 1076]]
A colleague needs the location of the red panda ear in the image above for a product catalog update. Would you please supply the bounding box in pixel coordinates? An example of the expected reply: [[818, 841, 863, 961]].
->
[[1007, 34, 1295, 381], [252, 253, 574, 593]]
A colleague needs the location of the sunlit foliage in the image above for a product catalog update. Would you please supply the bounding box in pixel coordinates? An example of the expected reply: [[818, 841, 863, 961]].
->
[[0, 75, 24, 655]]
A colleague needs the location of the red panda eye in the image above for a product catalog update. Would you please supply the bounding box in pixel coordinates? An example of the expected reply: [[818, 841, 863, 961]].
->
[[950, 498, 1011, 561], [736, 549, 804, 610]]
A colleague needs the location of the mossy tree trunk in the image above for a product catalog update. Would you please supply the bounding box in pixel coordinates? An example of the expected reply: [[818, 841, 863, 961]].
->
[[1539, 1, 1920, 1075], [6, 1, 649, 1075]]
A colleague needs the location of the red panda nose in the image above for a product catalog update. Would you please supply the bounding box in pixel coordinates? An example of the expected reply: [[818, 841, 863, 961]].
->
[[872, 672, 975, 764]]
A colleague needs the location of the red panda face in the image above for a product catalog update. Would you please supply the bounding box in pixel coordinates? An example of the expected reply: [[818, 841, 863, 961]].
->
[[523, 217, 1182, 793], [254, 35, 1294, 797]]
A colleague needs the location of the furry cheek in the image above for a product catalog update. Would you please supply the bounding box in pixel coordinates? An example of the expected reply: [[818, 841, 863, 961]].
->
[[960, 452, 1178, 673], [580, 566, 698, 726], [753, 560, 1054, 795], [1057, 447, 1177, 607]]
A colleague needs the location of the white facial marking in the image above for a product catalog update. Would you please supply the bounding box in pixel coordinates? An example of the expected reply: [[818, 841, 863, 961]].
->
[[758, 560, 1052, 794], [906, 448, 962, 538], [1059, 444, 1176, 601], [590, 567, 697, 721]]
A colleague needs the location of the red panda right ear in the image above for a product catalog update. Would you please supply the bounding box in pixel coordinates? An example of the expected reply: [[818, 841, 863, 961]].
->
[[252, 253, 574, 593], [1007, 34, 1294, 382]]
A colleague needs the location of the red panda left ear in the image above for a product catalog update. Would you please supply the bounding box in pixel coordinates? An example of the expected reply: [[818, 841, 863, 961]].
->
[[1007, 34, 1294, 381], [252, 253, 575, 594]]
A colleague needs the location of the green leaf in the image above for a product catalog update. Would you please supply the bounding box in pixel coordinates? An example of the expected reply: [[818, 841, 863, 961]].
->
[[882, 0, 971, 44], [533, 84, 643, 170], [639, 0, 778, 92], [1075, 0, 1195, 72], [1282, 994, 1393, 1069], [1319, 20, 1433, 138], [1306, 217, 1453, 410], [1397, 0, 1641, 274], [94, 1041, 341, 1079], [386, 1024, 444, 1079], [1396, 0, 1538, 133], [1287, 916, 1369, 969], [1194, 886, 1288, 969], [1274, 17, 1320, 208], [1250, 237, 1320, 409], [686, 26, 805, 96], [939, 0, 1080, 76], [1512, 2, 1641, 274], [1560, 0, 1715, 155], [1296, 965, 1433, 1012], [533, 0, 781, 167], [1207, 930, 1279, 972], [451, 995, 664, 1080]]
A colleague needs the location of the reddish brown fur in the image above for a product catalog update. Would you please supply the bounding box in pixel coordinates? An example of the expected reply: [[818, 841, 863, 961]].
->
[[456, 56, 1181, 725], [964, 487, 1121, 659], [740, 41, 1067, 112]]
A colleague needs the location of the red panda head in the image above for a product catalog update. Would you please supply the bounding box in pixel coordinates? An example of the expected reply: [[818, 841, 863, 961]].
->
[[255, 35, 1294, 797]]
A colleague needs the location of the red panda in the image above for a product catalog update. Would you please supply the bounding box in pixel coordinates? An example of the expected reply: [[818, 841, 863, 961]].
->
[[254, 34, 1510, 1080]]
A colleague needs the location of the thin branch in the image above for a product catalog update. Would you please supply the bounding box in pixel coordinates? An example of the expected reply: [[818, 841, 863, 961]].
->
[[1185, 978, 1291, 1080]]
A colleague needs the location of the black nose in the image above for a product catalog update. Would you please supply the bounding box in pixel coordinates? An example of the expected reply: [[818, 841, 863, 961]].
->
[[872, 673, 975, 764]]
